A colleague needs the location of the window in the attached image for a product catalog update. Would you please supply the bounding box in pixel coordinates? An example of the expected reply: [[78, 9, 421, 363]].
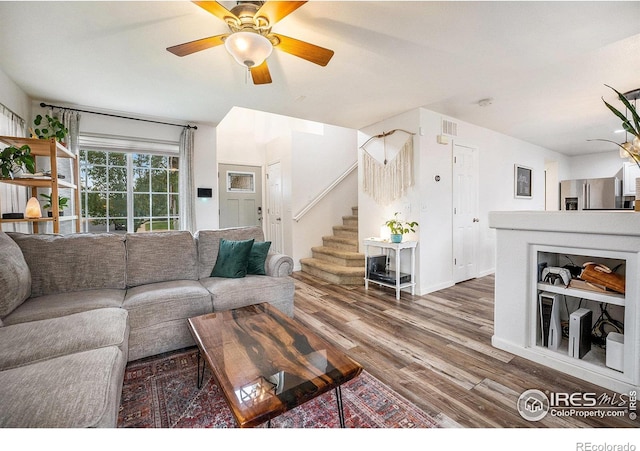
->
[[80, 149, 179, 233]]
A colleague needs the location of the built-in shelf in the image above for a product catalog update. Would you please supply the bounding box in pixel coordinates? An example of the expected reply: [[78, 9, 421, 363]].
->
[[489, 210, 639, 393], [536, 282, 625, 307]]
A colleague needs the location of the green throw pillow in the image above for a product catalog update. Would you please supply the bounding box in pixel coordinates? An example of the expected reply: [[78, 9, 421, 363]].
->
[[247, 241, 271, 275], [211, 238, 255, 278]]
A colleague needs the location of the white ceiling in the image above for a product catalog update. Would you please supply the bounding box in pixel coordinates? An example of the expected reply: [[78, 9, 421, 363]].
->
[[1, 1, 639, 155]]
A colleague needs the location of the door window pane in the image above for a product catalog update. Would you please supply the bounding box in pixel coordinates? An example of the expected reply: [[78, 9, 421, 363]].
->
[[227, 171, 255, 192]]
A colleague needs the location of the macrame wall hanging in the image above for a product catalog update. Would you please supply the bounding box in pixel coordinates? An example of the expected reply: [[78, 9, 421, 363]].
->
[[361, 129, 415, 205]]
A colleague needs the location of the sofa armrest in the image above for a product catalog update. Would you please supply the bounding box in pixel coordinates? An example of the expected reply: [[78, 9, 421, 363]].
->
[[264, 253, 293, 277]]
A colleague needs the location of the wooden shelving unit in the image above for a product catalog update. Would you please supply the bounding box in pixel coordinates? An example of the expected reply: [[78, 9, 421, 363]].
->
[[0, 136, 80, 234]]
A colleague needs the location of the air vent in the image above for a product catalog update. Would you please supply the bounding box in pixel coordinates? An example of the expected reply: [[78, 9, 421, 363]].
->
[[442, 119, 458, 137]]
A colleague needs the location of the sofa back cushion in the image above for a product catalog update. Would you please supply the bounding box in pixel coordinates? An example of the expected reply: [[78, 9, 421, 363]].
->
[[195, 227, 265, 279], [0, 232, 31, 317], [125, 231, 198, 287], [8, 232, 126, 298]]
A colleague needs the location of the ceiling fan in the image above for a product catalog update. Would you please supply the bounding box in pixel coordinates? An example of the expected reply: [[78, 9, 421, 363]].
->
[[166, 1, 334, 85]]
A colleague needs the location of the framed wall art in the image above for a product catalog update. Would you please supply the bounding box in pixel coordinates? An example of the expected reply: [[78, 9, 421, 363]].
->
[[514, 164, 532, 198]]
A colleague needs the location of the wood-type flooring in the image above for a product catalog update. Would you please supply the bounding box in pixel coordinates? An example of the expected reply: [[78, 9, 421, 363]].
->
[[291, 271, 638, 428]]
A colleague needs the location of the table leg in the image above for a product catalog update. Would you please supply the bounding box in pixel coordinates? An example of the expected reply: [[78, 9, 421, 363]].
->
[[196, 350, 205, 389], [335, 386, 345, 428], [395, 248, 401, 300]]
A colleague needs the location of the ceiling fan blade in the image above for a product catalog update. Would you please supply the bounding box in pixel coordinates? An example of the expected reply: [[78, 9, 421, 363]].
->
[[272, 34, 334, 67], [250, 61, 272, 85], [192, 1, 239, 22], [255, 1, 307, 25], [166, 34, 227, 57]]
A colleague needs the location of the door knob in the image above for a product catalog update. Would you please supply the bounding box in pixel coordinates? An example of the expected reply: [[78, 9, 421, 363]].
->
[[473, 218, 480, 222]]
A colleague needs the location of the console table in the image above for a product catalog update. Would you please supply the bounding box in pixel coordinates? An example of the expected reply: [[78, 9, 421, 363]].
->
[[363, 238, 417, 300]]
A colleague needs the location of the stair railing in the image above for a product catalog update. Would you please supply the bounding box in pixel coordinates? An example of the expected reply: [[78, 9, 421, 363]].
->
[[293, 161, 358, 222]]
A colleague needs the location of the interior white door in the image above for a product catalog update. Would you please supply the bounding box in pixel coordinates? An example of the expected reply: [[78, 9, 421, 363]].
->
[[218, 164, 262, 229], [266, 161, 284, 253], [452, 143, 479, 283]]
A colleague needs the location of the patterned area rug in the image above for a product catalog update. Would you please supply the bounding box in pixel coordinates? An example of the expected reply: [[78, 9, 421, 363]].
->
[[118, 347, 439, 428]]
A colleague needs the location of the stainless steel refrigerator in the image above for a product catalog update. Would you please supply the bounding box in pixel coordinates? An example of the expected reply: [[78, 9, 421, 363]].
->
[[560, 177, 621, 210]]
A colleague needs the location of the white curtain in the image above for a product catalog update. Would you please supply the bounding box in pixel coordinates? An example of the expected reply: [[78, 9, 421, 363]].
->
[[179, 127, 195, 232], [0, 104, 27, 232]]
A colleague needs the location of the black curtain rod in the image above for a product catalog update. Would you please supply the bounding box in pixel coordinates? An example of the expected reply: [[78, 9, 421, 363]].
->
[[39, 102, 198, 130]]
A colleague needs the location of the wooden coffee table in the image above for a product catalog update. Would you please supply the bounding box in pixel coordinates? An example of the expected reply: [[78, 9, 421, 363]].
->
[[187, 303, 363, 428]]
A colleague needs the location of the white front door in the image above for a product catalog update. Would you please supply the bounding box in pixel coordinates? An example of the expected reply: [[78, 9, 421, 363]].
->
[[218, 164, 262, 229], [266, 161, 284, 253], [452, 143, 479, 283]]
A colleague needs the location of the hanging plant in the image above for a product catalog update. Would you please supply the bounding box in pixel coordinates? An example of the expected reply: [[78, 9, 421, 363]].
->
[[32, 114, 68, 143]]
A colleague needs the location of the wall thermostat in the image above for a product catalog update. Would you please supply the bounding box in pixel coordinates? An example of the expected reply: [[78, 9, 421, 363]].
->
[[197, 188, 213, 198]]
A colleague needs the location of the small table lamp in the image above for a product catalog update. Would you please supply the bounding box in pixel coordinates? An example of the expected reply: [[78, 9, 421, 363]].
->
[[25, 197, 42, 219]]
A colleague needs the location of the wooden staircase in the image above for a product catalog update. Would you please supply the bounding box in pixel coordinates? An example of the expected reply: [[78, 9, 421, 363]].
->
[[300, 207, 365, 285]]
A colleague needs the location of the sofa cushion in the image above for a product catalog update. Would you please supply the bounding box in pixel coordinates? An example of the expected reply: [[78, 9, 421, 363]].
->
[[125, 231, 198, 288], [123, 280, 212, 330], [8, 232, 125, 297], [0, 346, 126, 428], [0, 308, 129, 371], [211, 238, 254, 278], [195, 227, 265, 279], [0, 232, 31, 317], [247, 241, 271, 275], [1, 289, 125, 326], [200, 274, 294, 316]]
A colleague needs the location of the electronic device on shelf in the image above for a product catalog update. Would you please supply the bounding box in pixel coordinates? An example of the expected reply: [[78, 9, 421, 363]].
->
[[541, 266, 572, 287], [366, 255, 411, 284], [539, 292, 562, 350], [569, 308, 592, 359]]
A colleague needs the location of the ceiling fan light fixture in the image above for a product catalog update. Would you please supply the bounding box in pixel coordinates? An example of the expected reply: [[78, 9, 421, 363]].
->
[[225, 31, 273, 68]]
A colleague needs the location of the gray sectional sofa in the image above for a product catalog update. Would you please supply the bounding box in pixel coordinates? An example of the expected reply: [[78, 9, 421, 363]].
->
[[0, 226, 294, 428]]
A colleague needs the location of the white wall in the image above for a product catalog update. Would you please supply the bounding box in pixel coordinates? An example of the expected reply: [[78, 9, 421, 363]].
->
[[193, 124, 218, 231], [291, 126, 358, 269], [0, 67, 30, 120], [567, 150, 624, 180], [358, 106, 571, 295]]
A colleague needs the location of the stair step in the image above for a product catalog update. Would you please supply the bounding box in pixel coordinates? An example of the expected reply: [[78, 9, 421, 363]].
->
[[333, 225, 358, 238], [322, 235, 358, 252], [300, 258, 364, 285], [342, 215, 358, 227], [352, 206, 358, 217], [311, 246, 365, 267]]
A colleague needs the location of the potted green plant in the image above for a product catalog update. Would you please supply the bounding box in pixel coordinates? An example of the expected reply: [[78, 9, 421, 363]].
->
[[0, 144, 35, 179], [32, 114, 68, 143], [39, 192, 69, 216], [384, 212, 418, 243], [590, 85, 640, 168]]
